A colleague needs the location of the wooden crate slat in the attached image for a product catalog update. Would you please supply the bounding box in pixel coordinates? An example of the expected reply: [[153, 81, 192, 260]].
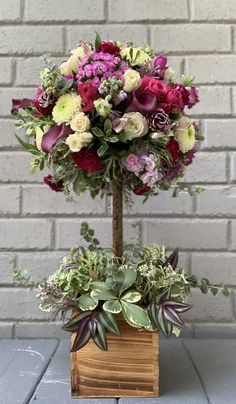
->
[[71, 317, 159, 398]]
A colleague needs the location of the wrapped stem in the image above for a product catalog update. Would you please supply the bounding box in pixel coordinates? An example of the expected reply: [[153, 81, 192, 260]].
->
[[112, 180, 123, 257]]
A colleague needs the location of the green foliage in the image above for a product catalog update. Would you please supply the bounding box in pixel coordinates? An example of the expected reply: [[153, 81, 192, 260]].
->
[[13, 268, 34, 286]]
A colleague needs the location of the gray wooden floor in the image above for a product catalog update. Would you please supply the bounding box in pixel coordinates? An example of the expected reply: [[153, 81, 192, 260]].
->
[[0, 339, 236, 404]]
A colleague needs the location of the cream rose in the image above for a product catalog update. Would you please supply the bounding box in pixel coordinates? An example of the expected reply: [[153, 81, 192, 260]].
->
[[66, 132, 93, 152], [70, 112, 90, 133], [60, 44, 91, 76], [122, 112, 148, 138], [123, 69, 142, 92]]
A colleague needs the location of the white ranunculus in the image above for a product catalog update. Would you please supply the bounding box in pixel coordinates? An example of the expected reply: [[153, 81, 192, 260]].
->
[[66, 132, 93, 152], [174, 117, 195, 153], [123, 69, 142, 92], [94, 98, 111, 117], [59, 45, 91, 76], [70, 112, 90, 133], [122, 112, 148, 138]]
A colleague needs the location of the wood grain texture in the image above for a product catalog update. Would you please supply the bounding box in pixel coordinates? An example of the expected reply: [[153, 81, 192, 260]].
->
[[71, 317, 159, 398]]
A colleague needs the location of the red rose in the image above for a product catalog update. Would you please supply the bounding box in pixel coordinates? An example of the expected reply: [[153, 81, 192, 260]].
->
[[166, 139, 180, 162], [72, 148, 103, 173], [44, 175, 64, 192], [133, 185, 151, 195], [97, 41, 120, 55], [141, 76, 167, 101], [165, 85, 185, 111], [78, 83, 99, 113]]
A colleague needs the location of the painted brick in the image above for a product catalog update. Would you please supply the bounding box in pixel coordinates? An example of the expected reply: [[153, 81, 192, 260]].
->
[[0, 88, 34, 117], [0, 253, 15, 284], [0, 0, 21, 22], [166, 56, 183, 78], [25, 0, 105, 22], [229, 221, 236, 251], [17, 252, 66, 282], [143, 219, 228, 250], [56, 218, 139, 249], [0, 26, 64, 55], [186, 56, 236, 84], [109, 0, 188, 21], [0, 323, 14, 338], [22, 186, 106, 215], [184, 152, 227, 183], [191, 252, 236, 284], [151, 25, 231, 53], [0, 185, 20, 214], [230, 152, 236, 182], [0, 152, 42, 183], [0, 219, 52, 249], [125, 191, 193, 215], [183, 289, 232, 321], [196, 186, 236, 216], [192, 0, 236, 21], [0, 119, 20, 148], [231, 87, 236, 115], [0, 288, 49, 320], [68, 25, 148, 50], [202, 120, 236, 150], [194, 323, 236, 338], [15, 321, 68, 338], [190, 86, 231, 116], [15, 57, 63, 86], [0, 58, 12, 85]]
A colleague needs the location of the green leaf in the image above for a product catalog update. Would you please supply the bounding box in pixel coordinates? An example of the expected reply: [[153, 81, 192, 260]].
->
[[77, 294, 98, 311], [104, 119, 112, 136], [210, 287, 218, 296], [95, 32, 102, 51], [15, 135, 40, 155], [121, 301, 151, 329], [222, 286, 230, 297], [92, 127, 104, 138], [91, 289, 116, 301], [103, 300, 122, 314], [90, 281, 110, 290], [97, 143, 108, 157], [107, 136, 119, 143], [93, 322, 107, 351], [118, 131, 134, 143], [62, 311, 91, 332], [200, 279, 208, 294], [121, 290, 142, 303], [99, 310, 120, 335], [113, 266, 137, 295]]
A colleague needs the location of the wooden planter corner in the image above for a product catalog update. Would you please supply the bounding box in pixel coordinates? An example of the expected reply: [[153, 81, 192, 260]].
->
[[71, 316, 159, 398]]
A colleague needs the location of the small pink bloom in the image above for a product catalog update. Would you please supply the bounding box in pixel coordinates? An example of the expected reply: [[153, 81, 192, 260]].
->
[[123, 154, 143, 172]]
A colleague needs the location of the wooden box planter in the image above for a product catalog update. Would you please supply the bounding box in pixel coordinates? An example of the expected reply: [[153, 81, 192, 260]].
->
[[71, 316, 159, 398]]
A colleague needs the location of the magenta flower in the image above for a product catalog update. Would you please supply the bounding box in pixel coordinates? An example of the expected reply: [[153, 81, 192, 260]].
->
[[41, 124, 72, 153]]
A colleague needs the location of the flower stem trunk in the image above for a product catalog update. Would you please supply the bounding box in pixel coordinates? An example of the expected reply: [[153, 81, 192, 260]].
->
[[112, 180, 123, 257]]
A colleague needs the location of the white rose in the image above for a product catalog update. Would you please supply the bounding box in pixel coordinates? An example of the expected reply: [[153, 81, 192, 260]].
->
[[123, 112, 148, 138], [70, 112, 90, 133], [59, 45, 91, 76], [123, 69, 142, 92], [66, 132, 93, 152]]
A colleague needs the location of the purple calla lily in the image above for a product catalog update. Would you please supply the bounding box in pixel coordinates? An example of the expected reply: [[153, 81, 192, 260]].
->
[[11, 98, 34, 114], [125, 89, 157, 115], [41, 124, 72, 153]]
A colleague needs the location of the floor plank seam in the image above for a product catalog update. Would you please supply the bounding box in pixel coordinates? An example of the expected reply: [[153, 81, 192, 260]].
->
[[182, 340, 211, 404], [26, 339, 60, 404]]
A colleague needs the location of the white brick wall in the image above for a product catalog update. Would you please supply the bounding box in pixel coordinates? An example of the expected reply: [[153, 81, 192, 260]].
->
[[0, 0, 236, 338]]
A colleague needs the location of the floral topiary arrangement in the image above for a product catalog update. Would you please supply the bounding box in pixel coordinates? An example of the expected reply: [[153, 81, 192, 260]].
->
[[12, 34, 227, 354]]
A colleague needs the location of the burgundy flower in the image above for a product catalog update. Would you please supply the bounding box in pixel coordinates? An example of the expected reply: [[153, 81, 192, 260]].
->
[[184, 149, 196, 166], [11, 98, 34, 114], [72, 148, 103, 173], [147, 108, 170, 132], [97, 41, 120, 55], [133, 185, 151, 195], [34, 86, 53, 116], [44, 175, 64, 192], [41, 124, 72, 153], [78, 83, 99, 112], [165, 86, 185, 111], [141, 76, 167, 100], [188, 87, 199, 108], [166, 139, 180, 162]]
